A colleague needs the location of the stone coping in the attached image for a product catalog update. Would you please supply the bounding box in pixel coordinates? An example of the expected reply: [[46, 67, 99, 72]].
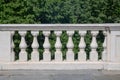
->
[[0, 24, 120, 31]]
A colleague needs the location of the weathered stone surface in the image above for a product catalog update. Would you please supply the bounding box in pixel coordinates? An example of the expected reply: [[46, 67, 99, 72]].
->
[[0, 70, 120, 80]]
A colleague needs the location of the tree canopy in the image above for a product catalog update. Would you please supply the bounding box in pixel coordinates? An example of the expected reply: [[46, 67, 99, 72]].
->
[[0, 0, 120, 23]]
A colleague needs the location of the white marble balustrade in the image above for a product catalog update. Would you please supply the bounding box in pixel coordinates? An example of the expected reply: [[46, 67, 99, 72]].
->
[[55, 31, 62, 61], [10, 30, 108, 62], [78, 31, 86, 61], [1, 24, 120, 70], [43, 31, 51, 61], [90, 31, 98, 61], [19, 31, 27, 61], [66, 31, 74, 61], [31, 31, 39, 61]]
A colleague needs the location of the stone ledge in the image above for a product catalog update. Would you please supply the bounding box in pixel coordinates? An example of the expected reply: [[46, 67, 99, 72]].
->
[[0, 24, 120, 31], [104, 63, 120, 70], [0, 62, 105, 70]]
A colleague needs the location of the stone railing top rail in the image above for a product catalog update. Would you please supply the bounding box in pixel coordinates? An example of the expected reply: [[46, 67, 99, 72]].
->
[[0, 24, 120, 31]]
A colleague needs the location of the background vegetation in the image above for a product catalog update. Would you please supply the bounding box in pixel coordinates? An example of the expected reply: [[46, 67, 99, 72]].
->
[[1, 0, 120, 23]]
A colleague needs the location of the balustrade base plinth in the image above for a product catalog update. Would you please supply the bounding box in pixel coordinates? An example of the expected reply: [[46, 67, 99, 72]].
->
[[0, 61, 106, 70]]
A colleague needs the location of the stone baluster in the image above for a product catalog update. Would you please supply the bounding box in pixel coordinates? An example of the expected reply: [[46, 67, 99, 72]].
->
[[19, 31, 27, 61], [90, 31, 98, 61], [55, 31, 62, 61], [31, 31, 39, 61], [78, 31, 86, 61], [102, 31, 107, 61], [43, 31, 51, 61], [11, 31, 15, 61], [66, 31, 74, 61]]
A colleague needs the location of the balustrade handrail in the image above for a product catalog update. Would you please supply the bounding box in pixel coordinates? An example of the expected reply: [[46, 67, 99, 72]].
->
[[0, 24, 120, 31]]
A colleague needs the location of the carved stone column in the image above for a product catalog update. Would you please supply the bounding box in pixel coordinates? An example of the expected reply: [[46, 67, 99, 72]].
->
[[66, 31, 74, 61], [90, 31, 98, 61], [43, 31, 51, 61], [78, 31, 86, 61], [19, 31, 27, 61], [55, 31, 62, 61], [31, 31, 39, 61]]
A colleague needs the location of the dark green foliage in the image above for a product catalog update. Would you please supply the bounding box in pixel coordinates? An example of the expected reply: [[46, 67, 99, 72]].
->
[[85, 31, 92, 59], [25, 31, 33, 60], [13, 31, 21, 60], [1, 0, 120, 23], [96, 31, 104, 59], [106, 0, 120, 22], [38, 31, 44, 60], [73, 31, 80, 60], [49, 31, 56, 60], [0, 0, 44, 23], [60, 31, 68, 60]]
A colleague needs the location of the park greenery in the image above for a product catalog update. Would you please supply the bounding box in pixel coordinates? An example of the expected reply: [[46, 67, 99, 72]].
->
[[0, 0, 120, 60], [1, 0, 120, 23]]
